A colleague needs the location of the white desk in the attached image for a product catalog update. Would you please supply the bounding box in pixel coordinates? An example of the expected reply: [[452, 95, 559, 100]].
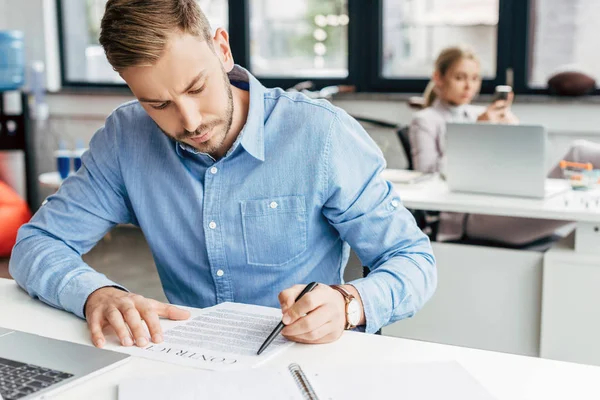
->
[[392, 176, 600, 221], [2, 279, 600, 400], [391, 175, 600, 254], [38, 171, 63, 190], [381, 174, 600, 366]]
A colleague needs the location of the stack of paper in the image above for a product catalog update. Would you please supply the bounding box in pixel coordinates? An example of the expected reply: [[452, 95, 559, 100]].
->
[[105, 302, 294, 371]]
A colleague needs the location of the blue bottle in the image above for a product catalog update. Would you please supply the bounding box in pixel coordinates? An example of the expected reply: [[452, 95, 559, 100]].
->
[[55, 140, 71, 180], [73, 139, 86, 171], [0, 31, 25, 91]]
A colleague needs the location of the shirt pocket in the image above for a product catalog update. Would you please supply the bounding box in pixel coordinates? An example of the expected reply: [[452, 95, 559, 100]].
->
[[241, 195, 307, 266]]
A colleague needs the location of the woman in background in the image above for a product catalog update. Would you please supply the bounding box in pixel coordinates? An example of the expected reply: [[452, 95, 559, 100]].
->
[[409, 46, 600, 246], [410, 47, 518, 174]]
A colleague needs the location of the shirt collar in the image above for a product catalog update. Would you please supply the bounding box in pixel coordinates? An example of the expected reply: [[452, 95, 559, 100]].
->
[[433, 99, 469, 121], [174, 65, 265, 162]]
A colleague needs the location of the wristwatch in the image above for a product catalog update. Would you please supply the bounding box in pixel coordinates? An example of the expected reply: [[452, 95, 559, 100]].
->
[[330, 285, 361, 329]]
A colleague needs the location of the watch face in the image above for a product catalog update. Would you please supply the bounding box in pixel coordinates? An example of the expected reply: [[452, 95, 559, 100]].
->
[[347, 298, 361, 326]]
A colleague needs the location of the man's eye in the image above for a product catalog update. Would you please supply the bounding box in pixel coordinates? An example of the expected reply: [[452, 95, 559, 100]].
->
[[189, 84, 206, 95], [151, 102, 169, 110]]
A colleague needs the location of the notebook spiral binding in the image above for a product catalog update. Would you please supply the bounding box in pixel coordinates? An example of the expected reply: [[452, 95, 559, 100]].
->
[[288, 363, 320, 400]]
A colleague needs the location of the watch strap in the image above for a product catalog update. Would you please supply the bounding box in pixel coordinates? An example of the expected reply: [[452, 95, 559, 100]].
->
[[330, 284, 356, 329]]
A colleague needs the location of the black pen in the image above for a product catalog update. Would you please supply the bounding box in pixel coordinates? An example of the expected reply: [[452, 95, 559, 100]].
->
[[257, 282, 319, 355]]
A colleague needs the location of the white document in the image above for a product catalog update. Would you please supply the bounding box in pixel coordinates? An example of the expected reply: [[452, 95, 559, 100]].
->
[[381, 168, 433, 184], [118, 361, 497, 400], [107, 302, 293, 371]]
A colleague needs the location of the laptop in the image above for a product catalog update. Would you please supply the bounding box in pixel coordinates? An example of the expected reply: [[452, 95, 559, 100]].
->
[[0, 327, 130, 400], [445, 122, 570, 199]]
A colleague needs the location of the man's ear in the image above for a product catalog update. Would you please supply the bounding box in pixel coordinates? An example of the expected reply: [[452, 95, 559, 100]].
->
[[212, 28, 234, 72]]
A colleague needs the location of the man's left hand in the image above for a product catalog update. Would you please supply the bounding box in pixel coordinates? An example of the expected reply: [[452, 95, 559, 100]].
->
[[278, 283, 364, 344]]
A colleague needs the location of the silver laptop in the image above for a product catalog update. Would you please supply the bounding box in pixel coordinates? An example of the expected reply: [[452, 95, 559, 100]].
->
[[0, 327, 129, 400], [446, 122, 569, 199]]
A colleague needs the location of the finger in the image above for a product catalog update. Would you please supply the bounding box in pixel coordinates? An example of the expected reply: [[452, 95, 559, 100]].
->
[[492, 100, 508, 110], [138, 303, 163, 343], [151, 300, 191, 320], [507, 91, 515, 105], [287, 324, 342, 344], [105, 307, 134, 346], [121, 305, 149, 347], [282, 288, 327, 325], [284, 321, 335, 343], [88, 309, 106, 348], [282, 304, 331, 337], [278, 285, 306, 313]]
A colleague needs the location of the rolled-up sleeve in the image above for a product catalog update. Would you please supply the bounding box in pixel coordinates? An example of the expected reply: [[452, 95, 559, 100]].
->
[[321, 110, 437, 333], [9, 113, 132, 319]]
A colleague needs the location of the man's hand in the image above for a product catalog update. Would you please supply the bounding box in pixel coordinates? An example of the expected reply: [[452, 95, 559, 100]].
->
[[278, 283, 365, 344], [85, 287, 190, 348]]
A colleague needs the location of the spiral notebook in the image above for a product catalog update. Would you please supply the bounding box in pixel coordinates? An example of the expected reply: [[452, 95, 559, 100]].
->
[[118, 361, 496, 399]]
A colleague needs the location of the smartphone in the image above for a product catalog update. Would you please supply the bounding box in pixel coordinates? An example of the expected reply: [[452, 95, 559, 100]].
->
[[493, 85, 512, 102]]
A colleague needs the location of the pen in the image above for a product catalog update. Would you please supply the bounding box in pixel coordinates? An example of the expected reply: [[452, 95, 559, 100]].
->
[[257, 282, 319, 355]]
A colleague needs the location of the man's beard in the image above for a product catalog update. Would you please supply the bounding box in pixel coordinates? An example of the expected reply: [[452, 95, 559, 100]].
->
[[168, 67, 234, 154]]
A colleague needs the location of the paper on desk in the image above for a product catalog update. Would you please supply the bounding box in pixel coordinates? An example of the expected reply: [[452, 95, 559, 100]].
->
[[118, 361, 497, 400], [107, 302, 293, 371], [381, 168, 433, 184]]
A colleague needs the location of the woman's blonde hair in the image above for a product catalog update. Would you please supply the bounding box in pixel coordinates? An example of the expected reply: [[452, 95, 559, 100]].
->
[[99, 0, 213, 72], [423, 46, 480, 108]]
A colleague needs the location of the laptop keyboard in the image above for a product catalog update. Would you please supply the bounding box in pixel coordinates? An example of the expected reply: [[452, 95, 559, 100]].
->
[[0, 357, 73, 400]]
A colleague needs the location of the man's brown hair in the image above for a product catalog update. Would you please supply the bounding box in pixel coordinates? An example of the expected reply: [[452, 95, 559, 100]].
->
[[99, 0, 213, 72]]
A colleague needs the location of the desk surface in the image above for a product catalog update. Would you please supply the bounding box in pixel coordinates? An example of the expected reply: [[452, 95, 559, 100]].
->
[[389, 173, 600, 222], [38, 171, 63, 189], [2, 278, 600, 399]]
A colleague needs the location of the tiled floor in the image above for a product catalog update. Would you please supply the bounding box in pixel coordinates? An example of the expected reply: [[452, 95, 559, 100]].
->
[[0, 258, 8, 279]]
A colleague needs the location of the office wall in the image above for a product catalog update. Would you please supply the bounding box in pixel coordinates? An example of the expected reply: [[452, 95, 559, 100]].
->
[[37, 93, 600, 176], [0, 2, 6, 28], [0, 0, 47, 70]]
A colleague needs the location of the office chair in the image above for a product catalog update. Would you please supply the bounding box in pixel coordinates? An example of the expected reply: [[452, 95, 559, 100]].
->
[[395, 125, 413, 171]]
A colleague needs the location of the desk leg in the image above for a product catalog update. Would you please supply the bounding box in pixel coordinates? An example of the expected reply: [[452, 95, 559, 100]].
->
[[575, 221, 600, 254]]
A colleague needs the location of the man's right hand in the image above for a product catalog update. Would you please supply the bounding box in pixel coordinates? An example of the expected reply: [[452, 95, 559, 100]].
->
[[84, 287, 190, 348]]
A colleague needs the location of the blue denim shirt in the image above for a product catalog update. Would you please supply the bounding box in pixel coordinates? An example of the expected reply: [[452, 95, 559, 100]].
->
[[10, 66, 436, 333]]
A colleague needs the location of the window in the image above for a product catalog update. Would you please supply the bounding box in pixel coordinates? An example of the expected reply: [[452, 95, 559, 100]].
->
[[58, 0, 228, 85], [249, 0, 349, 78], [528, 0, 600, 88], [382, 0, 499, 79], [56, 0, 599, 95]]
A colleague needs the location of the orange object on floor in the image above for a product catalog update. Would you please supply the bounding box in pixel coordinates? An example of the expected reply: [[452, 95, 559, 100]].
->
[[0, 181, 31, 257]]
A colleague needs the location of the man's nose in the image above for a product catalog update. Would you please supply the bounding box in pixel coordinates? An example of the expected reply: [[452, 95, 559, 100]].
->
[[179, 99, 202, 134]]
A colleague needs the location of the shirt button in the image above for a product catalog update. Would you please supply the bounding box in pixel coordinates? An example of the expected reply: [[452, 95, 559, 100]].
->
[[209, 221, 217, 229], [391, 200, 399, 208], [210, 167, 218, 174], [216, 269, 224, 277], [269, 201, 278, 209]]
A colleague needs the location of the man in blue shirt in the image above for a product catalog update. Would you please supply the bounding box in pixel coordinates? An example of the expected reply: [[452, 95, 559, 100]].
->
[[10, 0, 436, 349]]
